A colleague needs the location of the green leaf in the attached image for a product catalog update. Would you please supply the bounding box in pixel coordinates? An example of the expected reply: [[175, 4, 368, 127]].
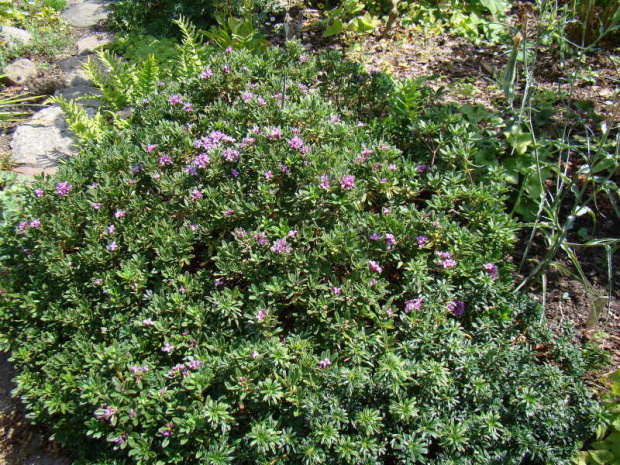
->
[[480, 0, 509, 17], [589, 450, 615, 464], [323, 18, 345, 37]]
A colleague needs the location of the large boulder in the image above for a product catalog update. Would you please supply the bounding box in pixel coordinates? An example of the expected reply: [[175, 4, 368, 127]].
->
[[2, 58, 38, 86], [0, 25, 33, 47], [76, 32, 113, 55], [60, 0, 111, 27], [10, 106, 80, 177]]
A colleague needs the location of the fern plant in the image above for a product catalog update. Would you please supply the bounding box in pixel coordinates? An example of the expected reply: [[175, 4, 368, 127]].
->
[[174, 16, 207, 79], [82, 51, 161, 111], [46, 95, 107, 141]]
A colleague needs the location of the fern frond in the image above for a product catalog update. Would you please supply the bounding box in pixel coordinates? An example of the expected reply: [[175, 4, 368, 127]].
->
[[134, 55, 160, 99], [89, 50, 132, 110], [174, 16, 205, 79], [45, 95, 106, 141], [46, 96, 106, 142]]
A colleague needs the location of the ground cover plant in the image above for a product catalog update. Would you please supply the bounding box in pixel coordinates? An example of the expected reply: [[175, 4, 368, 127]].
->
[[0, 0, 71, 69], [0, 31, 606, 464]]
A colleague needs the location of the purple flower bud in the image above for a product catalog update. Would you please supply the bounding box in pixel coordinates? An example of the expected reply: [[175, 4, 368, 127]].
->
[[448, 300, 465, 317], [256, 309, 267, 322], [318, 358, 331, 368], [55, 181, 72, 198], [416, 236, 429, 248], [368, 260, 382, 273], [484, 263, 499, 279]]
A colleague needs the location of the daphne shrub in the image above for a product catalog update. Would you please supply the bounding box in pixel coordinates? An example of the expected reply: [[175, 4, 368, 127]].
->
[[0, 46, 601, 464]]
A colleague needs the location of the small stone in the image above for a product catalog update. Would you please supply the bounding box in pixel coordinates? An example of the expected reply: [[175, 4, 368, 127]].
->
[[10, 106, 79, 174], [61, 0, 111, 28], [0, 25, 33, 47], [77, 33, 113, 55], [2, 58, 38, 86]]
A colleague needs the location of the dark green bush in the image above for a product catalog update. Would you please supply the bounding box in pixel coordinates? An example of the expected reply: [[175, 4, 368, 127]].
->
[[110, 0, 284, 36], [0, 45, 601, 464]]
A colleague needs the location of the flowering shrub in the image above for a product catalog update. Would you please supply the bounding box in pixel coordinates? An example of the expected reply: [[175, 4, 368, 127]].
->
[[0, 46, 601, 463]]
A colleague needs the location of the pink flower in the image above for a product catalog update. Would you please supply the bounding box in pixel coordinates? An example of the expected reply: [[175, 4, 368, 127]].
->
[[114, 210, 125, 218], [268, 128, 282, 139], [200, 67, 212, 79], [184, 102, 194, 112], [416, 236, 429, 248], [265, 171, 273, 180], [250, 351, 259, 359], [368, 260, 382, 273], [223, 149, 240, 162], [194, 153, 210, 168], [438, 259, 457, 269], [329, 285, 342, 295], [162, 343, 174, 353], [288, 136, 304, 149], [168, 94, 182, 105], [107, 224, 115, 235], [384, 234, 396, 246], [93, 278, 103, 285], [90, 202, 101, 209], [223, 65, 230, 73], [271, 238, 291, 254], [405, 298, 423, 312], [389, 164, 397, 171], [191, 189, 203, 201], [331, 115, 341, 123], [369, 233, 380, 241], [142, 318, 155, 326], [145, 144, 157, 153], [55, 181, 72, 197], [299, 55, 309, 63], [225, 46, 233, 53], [318, 358, 331, 368], [484, 263, 499, 279], [320, 174, 330, 190], [108, 241, 118, 251], [256, 309, 267, 322], [386, 308, 394, 318], [340, 175, 355, 190], [383, 207, 391, 215], [29, 219, 41, 228], [257, 97, 266, 106], [34, 189, 44, 197], [242, 91, 254, 102], [159, 155, 173, 166]]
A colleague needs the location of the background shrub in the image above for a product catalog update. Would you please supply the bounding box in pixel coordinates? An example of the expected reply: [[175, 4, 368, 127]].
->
[[110, 0, 285, 36], [0, 44, 602, 464]]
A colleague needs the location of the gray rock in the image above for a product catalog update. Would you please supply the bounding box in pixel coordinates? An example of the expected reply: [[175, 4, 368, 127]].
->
[[55, 85, 102, 107], [61, 0, 111, 28], [58, 54, 94, 86], [0, 25, 33, 47], [10, 106, 79, 174], [66, 0, 87, 5], [77, 32, 113, 55], [2, 58, 38, 86]]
